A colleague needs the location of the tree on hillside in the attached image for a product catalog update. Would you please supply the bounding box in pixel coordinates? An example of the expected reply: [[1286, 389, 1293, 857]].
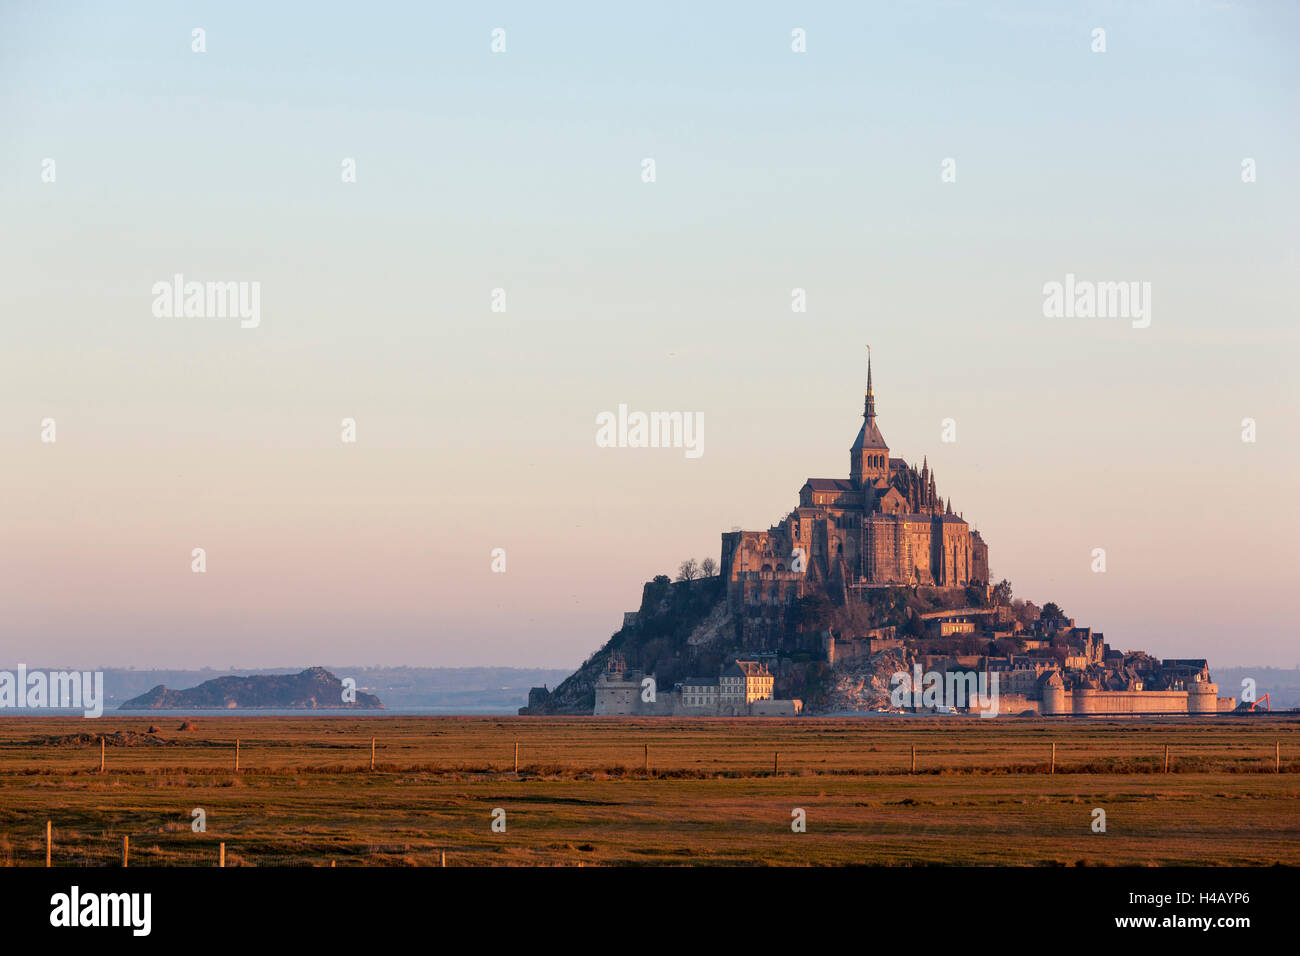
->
[[644, 575, 672, 610], [794, 592, 835, 629], [992, 637, 1019, 657], [700, 557, 717, 577], [1013, 600, 1040, 626], [829, 600, 877, 637], [1041, 602, 1067, 622], [992, 579, 1013, 606], [676, 559, 700, 582], [902, 613, 927, 639]]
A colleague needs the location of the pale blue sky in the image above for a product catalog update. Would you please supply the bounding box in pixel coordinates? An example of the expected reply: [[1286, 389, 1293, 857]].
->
[[2, 1, 1297, 670]]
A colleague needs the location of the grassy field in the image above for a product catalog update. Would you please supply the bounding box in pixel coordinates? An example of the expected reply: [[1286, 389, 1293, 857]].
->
[[1, 715, 1296, 866]]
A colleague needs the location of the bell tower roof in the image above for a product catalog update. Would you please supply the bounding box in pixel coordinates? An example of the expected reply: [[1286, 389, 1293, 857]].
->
[[850, 420, 889, 451]]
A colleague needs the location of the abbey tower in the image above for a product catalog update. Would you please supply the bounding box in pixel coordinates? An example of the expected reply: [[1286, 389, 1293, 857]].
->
[[849, 356, 890, 486], [720, 354, 990, 639]]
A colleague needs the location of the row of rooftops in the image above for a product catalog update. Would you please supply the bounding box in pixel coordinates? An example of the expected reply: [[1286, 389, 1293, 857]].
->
[[798, 478, 972, 524], [933, 653, 1212, 690], [678, 660, 773, 688], [791, 502, 972, 525]]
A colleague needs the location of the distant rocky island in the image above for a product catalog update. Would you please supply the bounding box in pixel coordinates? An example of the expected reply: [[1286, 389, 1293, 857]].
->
[[93, 666, 567, 712], [119, 666, 383, 710]]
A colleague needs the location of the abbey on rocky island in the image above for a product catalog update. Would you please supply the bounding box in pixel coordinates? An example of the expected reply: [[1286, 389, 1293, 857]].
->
[[721, 354, 989, 625]]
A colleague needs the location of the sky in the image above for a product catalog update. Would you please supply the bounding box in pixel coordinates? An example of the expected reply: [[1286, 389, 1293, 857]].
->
[[1, 1, 1297, 671]]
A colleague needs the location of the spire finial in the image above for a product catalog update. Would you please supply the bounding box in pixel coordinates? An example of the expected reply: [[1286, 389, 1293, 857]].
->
[[864, 346, 877, 422]]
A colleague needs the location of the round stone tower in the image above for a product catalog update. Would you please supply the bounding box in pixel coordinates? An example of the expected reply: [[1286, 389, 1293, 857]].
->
[[1041, 672, 1066, 715], [1188, 680, 1218, 714], [1072, 685, 1098, 715]]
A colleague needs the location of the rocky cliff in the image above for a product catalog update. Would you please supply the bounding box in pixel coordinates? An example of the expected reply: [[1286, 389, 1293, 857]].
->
[[822, 647, 914, 712], [523, 576, 731, 714]]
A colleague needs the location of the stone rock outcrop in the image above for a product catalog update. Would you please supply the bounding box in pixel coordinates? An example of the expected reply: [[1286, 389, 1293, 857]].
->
[[119, 667, 383, 710], [822, 647, 914, 713]]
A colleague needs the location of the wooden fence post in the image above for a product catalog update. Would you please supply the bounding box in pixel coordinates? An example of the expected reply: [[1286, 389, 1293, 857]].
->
[[99, 737, 105, 773], [440, 850, 446, 867], [643, 743, 648, 773], [235, 738, 240, 773], [514, 741, 519, 774], [1050, 742, 1055, 775], [121, 835, 128, 867], [219, 843, 225, 868], [911, 745, 916, 774], [1164, 744, 1170, 774], [45, 821, 51, 868], [371, 738, 376, 772], [1277, 741, 1281, 774], [774, 751, 780, 774]]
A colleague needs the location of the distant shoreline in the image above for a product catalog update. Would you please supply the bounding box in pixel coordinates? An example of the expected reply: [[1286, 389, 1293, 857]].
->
[[0, 707, 521, 718]]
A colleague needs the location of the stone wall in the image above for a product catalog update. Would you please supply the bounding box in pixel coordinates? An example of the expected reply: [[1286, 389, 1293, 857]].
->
[[751, 699, 802, 716], [1041, 684, 1224, 715]]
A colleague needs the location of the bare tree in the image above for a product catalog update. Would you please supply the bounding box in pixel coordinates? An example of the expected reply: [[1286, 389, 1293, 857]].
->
[[676, 558, 700, 582], [700, 557, 717, 577]]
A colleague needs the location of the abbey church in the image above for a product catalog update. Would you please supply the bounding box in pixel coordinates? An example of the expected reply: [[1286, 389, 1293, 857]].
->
[[721, 356, 989, 624]]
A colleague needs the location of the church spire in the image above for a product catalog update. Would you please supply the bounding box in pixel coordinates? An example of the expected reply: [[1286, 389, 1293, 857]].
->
[[864, 348, 877, 423], [848, 347, 888, 486]]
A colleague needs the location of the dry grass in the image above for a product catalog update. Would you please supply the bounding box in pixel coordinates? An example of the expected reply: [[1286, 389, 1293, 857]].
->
[[0, 715, 1296, 866]]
